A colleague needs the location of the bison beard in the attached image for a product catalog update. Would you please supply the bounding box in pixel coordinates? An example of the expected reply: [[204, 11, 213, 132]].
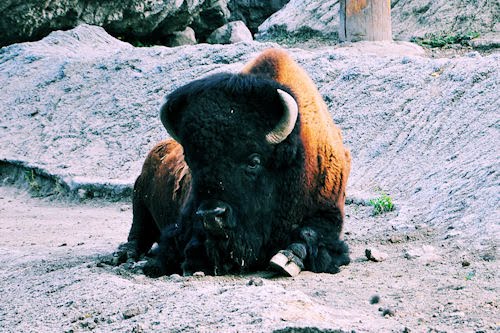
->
[[112, 49, 351, 277]]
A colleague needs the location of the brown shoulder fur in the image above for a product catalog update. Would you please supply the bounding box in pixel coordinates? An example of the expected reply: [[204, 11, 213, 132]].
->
[[241, 48, 351, 215], [138, 139, 191, 223]]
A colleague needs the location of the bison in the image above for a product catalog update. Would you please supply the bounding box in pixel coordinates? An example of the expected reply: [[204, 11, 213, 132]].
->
[[113, 48, 351, 277]]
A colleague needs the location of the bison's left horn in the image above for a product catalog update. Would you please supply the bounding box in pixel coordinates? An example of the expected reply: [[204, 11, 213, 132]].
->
[[266, 89, 299, 145], [159, 97, 180, 142]]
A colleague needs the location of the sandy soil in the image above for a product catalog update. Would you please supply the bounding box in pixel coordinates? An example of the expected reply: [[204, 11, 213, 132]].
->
[[0, 185, 497, 333]]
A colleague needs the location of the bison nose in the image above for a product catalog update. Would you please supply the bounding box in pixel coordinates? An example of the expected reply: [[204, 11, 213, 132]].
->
[[196, 202, 231, 236], [196, 206, 227, 219]]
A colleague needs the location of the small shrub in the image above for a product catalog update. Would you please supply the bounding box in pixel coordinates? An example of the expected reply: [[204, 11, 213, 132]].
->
[[411, 31, 480, 48], [369, 192, 394, 215]]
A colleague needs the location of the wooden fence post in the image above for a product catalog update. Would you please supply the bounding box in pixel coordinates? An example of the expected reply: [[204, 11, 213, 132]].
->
[[339, 0, 392, 42]]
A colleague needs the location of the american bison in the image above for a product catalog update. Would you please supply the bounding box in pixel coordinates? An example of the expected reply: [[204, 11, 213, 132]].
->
[[113, 48, 351, 277]]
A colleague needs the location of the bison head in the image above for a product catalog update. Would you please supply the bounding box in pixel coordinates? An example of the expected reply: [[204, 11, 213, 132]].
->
[[159, 73, 305, 273]]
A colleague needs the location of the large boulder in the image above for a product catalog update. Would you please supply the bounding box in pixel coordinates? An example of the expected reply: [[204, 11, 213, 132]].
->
[[257, 0, 499, 42], [206, 20, 253, 44], [168, 27, 197, 46], [0, 0, 206, 47], [0, 0, 288, 47], [228, 0, 290, 33], [191, 0, 232, 41]]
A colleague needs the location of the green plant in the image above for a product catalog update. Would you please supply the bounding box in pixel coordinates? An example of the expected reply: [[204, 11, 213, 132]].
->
[[52, 181, 66, 196], [24, 170, 41, 193], [369, 192, 395, 215], [411, 31, 480, 48]]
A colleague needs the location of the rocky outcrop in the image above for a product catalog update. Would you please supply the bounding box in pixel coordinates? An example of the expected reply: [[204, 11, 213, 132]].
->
[[257, 0, 499, 42], [206, 20, 253, 44], [0, 0, 206, 46], [0, 0, 288, 47]]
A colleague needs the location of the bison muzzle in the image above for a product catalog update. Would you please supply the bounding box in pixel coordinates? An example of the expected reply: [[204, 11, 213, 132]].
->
[[112, 48, 352, 277]]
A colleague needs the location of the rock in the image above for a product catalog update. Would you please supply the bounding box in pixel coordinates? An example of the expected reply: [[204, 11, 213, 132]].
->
[[206, 21, 253, 44], [168, 27, 197, 47], [370, 295, 380, 304], [122, 307, 143, 319], [77, 189, 87, 199], [381, 308, 395, 317], [247, 277, 264, 286], [365, 248, 388, 262], [480, 252, 496, 262], [131, 324, 145, 333], [183, 0, 290, 42], [0, 0, 207, 47], [0, 0, 287, 47], [79, 320, 97, 330], [228, 0, 290, 33], [169, 273, 183, 281], [191, 0, 231, 40], [404, 246, 441, 263]]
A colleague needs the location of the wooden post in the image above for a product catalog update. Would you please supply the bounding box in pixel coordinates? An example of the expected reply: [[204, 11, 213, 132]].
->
[[339, 0, 392, 42]]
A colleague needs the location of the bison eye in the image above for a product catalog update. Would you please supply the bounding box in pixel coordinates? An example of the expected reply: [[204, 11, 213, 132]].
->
[[246, 154, 261, 171]]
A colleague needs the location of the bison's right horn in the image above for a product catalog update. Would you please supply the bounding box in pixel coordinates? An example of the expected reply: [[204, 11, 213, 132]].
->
[[159, 97, 181, 142], [266, 89, 299, 145]]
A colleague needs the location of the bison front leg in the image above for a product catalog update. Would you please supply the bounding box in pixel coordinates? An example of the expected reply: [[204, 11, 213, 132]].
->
[[110, 196, 160, 266], [141, 224, 184, 277], [270, 215, 350, 276]]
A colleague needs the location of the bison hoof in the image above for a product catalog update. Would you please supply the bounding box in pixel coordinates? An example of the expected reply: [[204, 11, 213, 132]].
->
[[99, 249, 129, 266], [111, 251, 128, 266], [105, 242, 140, 266], [269, 250, 303, 277], [142, 259, 166, 278]]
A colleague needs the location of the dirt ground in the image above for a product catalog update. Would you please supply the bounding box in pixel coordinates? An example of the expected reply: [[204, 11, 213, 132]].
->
[[0, 184, 497, 333]]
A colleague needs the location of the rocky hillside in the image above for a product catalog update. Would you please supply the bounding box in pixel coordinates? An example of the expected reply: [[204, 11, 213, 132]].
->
[[1, 24, 498, 241]]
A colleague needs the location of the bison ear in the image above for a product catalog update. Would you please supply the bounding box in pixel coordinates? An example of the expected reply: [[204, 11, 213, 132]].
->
[[159, 96, 182, 142]]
